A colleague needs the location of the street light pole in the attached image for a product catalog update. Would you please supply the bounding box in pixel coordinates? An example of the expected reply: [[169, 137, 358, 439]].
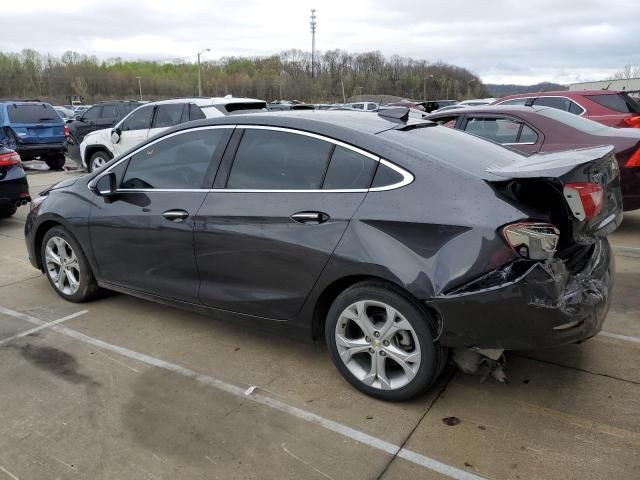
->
[[423, 75, 433, 101], [197, 48, 211, 97], [136, 76, 142, 101]]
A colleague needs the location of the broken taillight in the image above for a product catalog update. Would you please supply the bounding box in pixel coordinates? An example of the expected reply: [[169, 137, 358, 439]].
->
[[625, 149, 640, 168], [563, 182, 604, 221], [502, 222, 560, 261]]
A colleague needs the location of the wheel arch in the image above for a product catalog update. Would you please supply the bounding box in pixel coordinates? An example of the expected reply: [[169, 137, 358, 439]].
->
[[310, 275, 442, 341], [84, 145, 113, 171]]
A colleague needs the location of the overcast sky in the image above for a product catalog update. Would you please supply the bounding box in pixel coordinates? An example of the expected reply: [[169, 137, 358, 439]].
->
[[3, 0, 639, 85]]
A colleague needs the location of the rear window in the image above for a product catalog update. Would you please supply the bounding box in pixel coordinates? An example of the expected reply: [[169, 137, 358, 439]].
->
[[222, 102, 267, 113], [7, 103, 60, 123], [585, 93, 640, 113], [536, 107, 606, 134]]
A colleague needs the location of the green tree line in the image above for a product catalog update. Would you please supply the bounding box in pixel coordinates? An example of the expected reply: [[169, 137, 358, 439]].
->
[[0, 48, 489, 104]]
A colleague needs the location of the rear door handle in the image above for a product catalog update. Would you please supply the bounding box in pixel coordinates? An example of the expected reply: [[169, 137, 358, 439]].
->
[[162, 209, 189, 222], [290, 211, 330, 224]]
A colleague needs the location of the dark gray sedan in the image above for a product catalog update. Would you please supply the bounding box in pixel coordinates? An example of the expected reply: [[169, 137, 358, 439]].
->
[[25, 110, 622, 400]]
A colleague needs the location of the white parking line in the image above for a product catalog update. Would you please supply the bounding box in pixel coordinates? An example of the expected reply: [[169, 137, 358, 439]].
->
[[600, 331, 640, 344], [0, 310, 88, 346], [0, 305, 486, 480]]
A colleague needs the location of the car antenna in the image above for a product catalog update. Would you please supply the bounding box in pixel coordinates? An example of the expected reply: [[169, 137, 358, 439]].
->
[[603, 81, 613, 90]]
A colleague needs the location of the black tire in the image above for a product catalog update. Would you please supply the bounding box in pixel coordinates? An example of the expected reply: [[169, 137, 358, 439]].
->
[[45, 155, 66, 170], [0, 207, 17, 218], [88, 150, 111, 172], [325, 281, 444, 401], [40, 226, 100, 302]]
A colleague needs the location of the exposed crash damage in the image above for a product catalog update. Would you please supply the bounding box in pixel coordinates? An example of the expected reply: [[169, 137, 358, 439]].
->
[[431, 238, 612, 351]]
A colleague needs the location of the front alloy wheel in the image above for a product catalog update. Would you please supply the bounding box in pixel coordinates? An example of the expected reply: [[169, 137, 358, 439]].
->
[[89, 151, 109, 172], [45, 236, 81, 295], [41, 226, 100, 302], [326, 282, 444, 401]]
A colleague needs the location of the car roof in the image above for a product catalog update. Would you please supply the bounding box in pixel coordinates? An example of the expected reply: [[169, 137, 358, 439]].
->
[[426, 105, 550, 117], [139, 97, 265, 107], [497, 89, 624, 100]]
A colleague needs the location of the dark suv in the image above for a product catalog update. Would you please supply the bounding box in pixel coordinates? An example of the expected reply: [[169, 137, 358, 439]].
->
[[0, 100, 67, 170], [66, 101, 140, 160]]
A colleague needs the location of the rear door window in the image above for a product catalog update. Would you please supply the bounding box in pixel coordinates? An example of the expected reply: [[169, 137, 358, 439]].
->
[[7, 103, 60, 123], [464, 117, 537, 144], [585, 93, 640, 113], [226, 129, 333, 189], [499, 98, 528, 106], [322, 146, 376, 189], [189, 104, 206, 120]]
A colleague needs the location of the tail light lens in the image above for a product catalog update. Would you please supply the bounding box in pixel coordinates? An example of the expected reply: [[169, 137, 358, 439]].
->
[[502, 222, 560, 261], [64, 125, 70, 137], [623, 115, 640, 128], [0, 151, 22, 166], [563, 182, 604, 221], [625, 148, 640, 167]]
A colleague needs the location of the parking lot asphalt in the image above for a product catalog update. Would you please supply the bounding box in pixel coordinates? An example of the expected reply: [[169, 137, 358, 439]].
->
[[0, 168, 638, 480]]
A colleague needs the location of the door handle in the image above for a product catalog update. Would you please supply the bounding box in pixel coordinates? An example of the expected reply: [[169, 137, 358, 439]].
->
[[162, 209, 189, 222], [290, 211, 330, 224]]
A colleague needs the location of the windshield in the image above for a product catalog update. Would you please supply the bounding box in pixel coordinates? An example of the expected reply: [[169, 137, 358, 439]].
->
[[536, 107, 607, 133], [7, 103, 61, 123]]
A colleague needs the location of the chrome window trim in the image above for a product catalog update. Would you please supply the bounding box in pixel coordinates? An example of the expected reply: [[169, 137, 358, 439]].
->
[[495, 95, 587, 116], [503, 142, 537, 146], [89, 124, 414, 193]]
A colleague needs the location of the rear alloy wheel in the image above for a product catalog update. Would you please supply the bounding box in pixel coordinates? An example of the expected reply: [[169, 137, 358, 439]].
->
[[41, 226, 99, 302], [89, 151, 110, 172], [326, 282, 443, 401], [45, 155, 66, 170]]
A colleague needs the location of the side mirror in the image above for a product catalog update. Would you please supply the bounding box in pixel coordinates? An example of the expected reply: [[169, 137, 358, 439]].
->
[[94, 172, 116, 196], [75, 115, 83, 121], [111, 128, 121, 144]]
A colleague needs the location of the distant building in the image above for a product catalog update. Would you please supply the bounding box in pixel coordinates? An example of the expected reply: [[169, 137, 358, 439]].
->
[[570, 78, 640, 95]]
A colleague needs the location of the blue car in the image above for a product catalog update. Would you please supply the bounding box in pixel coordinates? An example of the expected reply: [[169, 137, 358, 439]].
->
[[0, 101, 67, 170]]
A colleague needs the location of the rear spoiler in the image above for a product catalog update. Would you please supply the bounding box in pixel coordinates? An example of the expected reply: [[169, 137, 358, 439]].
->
[[487, 145, 615, 179]]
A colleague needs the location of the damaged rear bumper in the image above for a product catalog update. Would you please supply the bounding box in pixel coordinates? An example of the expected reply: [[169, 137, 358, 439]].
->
[[430, 238, 613, 350]]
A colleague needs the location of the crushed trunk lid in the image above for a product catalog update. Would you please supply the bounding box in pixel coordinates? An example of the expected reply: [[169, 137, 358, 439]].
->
[[488, 146, 623, 245]]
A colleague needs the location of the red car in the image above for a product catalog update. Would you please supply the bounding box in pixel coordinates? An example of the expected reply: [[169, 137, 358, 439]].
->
[[425, 105, 640, 210], [493, 90, 640, 128]]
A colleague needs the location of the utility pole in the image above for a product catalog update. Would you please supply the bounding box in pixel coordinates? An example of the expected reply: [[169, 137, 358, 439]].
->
[[135, 76, 142, 101], [310, 9, 317, 78], [197, 48, 211, 96], [423, 74, 434, 101], [340, 70, 346, 104]]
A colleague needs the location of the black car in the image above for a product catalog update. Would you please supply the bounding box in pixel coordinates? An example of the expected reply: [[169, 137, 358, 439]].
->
[[24, 109, 622, 401], [66, 101, 140, 160], [0, 146, 30, 218]]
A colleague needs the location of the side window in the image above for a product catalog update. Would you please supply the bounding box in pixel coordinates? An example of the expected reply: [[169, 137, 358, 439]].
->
[[121, 106, 154, 131], [323, 146, 376, 189], [568, 101, 584, 115], [519, 125, 538, 143], [353, 104, 364, 110], [366, 103, 377, 111], [121, 129, 225, 189], [189, 104, 206, 121], [101, 105, 117, 119], [533, 96, 571, 111], [433, 116, 458, 128], [82, 106, 101, 121], [371, 162, 404, 189], [464, 117, 520, 143], [226, 129, 333, 189], [153, 103, 186, 128]]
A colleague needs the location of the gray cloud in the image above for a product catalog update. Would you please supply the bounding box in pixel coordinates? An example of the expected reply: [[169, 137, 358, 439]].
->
[[3, 0, 639, 84]]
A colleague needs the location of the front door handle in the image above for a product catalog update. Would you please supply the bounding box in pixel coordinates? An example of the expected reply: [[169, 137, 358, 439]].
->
[[290, 211, 330, 224], [162, 209, 189, 222]]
